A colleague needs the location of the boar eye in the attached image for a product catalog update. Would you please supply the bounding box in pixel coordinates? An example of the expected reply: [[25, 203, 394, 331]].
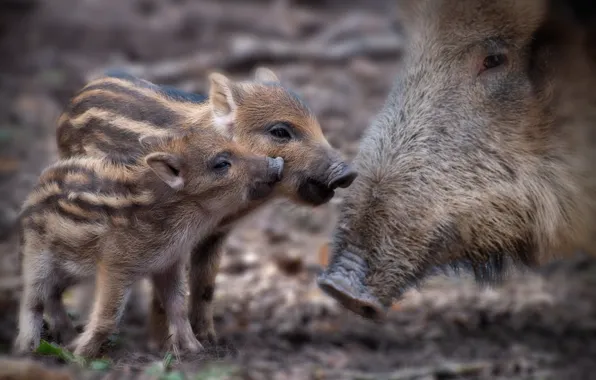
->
[[211, 154, 231, 173], [479, 53, 507, 75], [268, 123, 293, 142]]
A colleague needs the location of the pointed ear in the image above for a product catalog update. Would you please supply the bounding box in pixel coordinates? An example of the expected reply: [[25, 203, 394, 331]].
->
[[254, 67, 280, 83], [139, 134, 166, 149], [145, 152, 184, 190], [208, 72, 238, 136], [139, 132, 182, 150]]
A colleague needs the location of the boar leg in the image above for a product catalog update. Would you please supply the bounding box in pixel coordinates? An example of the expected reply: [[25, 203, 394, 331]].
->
[[71, 265, 132, 358], [151, 260, 203, 353], [188, 231, 228, 343]]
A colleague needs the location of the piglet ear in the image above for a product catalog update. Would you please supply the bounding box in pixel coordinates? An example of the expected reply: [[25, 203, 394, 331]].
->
[[208, 72, 238, 136], [139, 131, 184, 150], [254, 67, 280, 84], [145, 152, 184, 190], [139, 134, 165, 149]]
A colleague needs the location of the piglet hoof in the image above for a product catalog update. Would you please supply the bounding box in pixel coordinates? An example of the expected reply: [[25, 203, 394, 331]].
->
[[73, 344, 100, 359], [191, 323, 217, 346], [147, 337, 163, 353], [52, 325, 78, 347], [12, 336, 38, 356], [196, 329, 217, 346], [70, 335, 102, 359], [169, 323, 204, 354]]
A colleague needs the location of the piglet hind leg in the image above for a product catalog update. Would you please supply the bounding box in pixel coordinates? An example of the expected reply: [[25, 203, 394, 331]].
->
[[13, 280, 47, 354], [148, 288, 168, 352], [70, 264, 133, 358], [44, 283, 77, 346], [152, 261, 203, 354], [13, 251, 61, 355]]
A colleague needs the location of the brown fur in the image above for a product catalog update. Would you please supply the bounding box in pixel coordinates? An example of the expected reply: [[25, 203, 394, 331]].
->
[[13, 128, 282, 358], [323, 0, 596, 313], [56, 67, 355, 347]]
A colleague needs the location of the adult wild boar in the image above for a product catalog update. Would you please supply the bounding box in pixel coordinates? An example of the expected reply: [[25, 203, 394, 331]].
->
[[317, 0, 596, 321]]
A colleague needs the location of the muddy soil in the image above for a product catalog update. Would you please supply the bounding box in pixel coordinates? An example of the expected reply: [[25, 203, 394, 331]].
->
[[1, 1, 596, 379]]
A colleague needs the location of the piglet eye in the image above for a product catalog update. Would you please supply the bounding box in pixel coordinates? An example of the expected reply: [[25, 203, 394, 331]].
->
[[213, 161, 230, 170], [211, 155, 231, 173], [268, 123, 293, 142], [480, 53, 507, 74]]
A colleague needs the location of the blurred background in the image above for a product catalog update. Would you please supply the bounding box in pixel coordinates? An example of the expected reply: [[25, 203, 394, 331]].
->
[[1, 1, 595, 379]]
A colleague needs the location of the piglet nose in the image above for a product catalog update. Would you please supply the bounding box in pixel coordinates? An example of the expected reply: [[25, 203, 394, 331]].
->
[[328, 166, 358, 189], [266, 156, 284, 182]]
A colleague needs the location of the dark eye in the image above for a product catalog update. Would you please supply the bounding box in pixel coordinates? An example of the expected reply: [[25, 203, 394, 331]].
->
[[211, 155, 231, 173], [268, 123, 293, 141], [480, 53, 507, 74]]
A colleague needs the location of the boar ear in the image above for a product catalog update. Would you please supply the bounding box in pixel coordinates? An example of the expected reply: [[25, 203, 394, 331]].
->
[[208, 72, 238, 137], [254, 67, 280, 84], [145, 152, 184, 191]]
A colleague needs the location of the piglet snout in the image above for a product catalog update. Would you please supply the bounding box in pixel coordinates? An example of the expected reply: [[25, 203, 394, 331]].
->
[[327, 163, 358, 190], [267, 156, 284, 183]]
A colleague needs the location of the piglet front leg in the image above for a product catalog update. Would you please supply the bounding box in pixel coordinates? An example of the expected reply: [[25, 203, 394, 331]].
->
[[152, 261, 203, 354], [188, 231, 228, 344]]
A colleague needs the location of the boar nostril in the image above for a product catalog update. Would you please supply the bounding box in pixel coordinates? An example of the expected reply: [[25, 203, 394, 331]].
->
[[317, 271, 386, 322], [328, 169, 358, 190]]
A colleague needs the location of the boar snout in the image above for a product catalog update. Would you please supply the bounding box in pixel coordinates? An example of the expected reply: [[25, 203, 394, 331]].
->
[[327, 163, 358, 190], [317, 250, 387, 322]]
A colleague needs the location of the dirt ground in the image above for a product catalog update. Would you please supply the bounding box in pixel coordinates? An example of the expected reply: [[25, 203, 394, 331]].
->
[[2, 1, 596, 379]]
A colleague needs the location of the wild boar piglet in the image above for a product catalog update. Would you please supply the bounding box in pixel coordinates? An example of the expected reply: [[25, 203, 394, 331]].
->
[[13, 129, 284, 358]]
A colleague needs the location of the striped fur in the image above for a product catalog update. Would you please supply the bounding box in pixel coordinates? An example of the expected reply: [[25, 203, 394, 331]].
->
[[57, 74, 210, 163], [55, 67, 355, 351], [56, 67, 346, 206], [14, 128, 282, 358]]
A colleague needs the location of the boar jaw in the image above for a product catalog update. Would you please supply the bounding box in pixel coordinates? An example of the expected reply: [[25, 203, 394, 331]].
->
[[317, 250, 388, 322]]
